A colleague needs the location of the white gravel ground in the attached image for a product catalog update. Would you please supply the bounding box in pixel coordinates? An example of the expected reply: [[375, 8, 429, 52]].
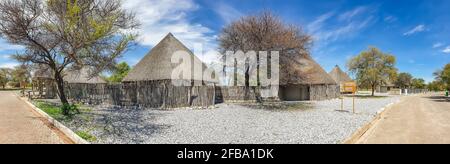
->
[[64, 95, 400, 144]]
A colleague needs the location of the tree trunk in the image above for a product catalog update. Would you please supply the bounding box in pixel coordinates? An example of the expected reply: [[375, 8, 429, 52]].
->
[[371, 84, 376, 96], [54, 71, 70, 115]]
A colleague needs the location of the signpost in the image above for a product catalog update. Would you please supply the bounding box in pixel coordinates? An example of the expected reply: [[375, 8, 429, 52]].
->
[[343, 82, 357, 114]]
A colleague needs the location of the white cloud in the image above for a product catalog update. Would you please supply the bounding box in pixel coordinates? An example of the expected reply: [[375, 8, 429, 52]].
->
[[443, 46, 450, 54], [122, 0, 216, 51], [308, 8, 375, 44], [384, 16, 397, 23], [214, 2, 242, 24], [0, 39, 24, 51], [338, 6, 367, 21], [403, 24, 426, 36], [433, 42, 444, 48], [307, 11, 335, 33], [1, 54, 11, 59]]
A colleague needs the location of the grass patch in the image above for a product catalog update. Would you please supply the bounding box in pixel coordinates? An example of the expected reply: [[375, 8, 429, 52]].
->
[[241, 102, 313, 111], [34, 100, 68, 121], [75, 131, 97, 142], [33, 100, 91, 121]]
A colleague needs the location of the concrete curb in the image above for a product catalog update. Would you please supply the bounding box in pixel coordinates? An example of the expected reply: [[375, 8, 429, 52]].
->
[[17, 95, 90, 144], [342, 99, 402, 144]]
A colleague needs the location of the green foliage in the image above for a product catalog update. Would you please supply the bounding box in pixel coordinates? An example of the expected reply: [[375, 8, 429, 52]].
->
[[0, 0, 138, 107], [35, 100, 80, 118], [11, 65, 31, 88], [0, 68, 11, 88], [347, 47, 397, 96], [395, 72, 413, 89], [433, 63, 450, 90], [428, 80, 445, 91], [61, 103, 80, 116], [108, 62, 131, 83], [411, 78, 426, 89], [76, 131, 97, 142]]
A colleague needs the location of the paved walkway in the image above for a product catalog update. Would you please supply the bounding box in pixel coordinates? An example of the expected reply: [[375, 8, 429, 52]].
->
[[0, 91, 69, 144], [357, 93, 450, 144]]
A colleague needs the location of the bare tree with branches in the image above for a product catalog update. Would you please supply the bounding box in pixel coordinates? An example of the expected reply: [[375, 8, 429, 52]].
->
[[218, 11, 312, 87], [0, 0, 138, 114]]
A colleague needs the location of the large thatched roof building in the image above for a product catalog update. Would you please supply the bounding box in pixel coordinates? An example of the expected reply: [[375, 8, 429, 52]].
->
[[329, 65, 354, 93], [278, 55, 339, 101], [122, 33, 216, 108]]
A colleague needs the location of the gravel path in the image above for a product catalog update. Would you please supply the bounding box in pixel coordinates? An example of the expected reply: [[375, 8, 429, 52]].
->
[[62, 95, 400, 144]]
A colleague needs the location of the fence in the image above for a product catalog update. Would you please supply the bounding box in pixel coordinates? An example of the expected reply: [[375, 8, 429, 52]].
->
[[64, 80, 216, 108]]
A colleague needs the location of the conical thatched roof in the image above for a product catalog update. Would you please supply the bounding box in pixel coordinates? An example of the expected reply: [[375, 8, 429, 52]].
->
[[329, 65, 353, 84], [281, 55, 337, 85], [64, 67, 106, 84], [123, 33, 212, 82]]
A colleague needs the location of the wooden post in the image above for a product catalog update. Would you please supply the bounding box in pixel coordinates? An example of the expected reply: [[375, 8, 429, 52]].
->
[[353, 92, 356, 114]]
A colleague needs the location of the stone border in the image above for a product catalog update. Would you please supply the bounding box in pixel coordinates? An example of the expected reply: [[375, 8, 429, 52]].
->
[[16, 94, 90, 144], [342, 98, 402, 144]]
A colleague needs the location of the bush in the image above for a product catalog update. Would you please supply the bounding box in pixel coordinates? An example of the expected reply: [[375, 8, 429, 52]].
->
[[61, 103, 80, 116]]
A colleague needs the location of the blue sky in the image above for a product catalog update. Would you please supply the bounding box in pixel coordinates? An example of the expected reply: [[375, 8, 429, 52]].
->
[[0, 0, 449, 82]]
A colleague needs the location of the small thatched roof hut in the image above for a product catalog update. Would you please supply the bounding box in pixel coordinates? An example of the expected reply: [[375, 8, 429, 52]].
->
[[122, 33, 216, 108], [64, 68, 106, 84], [329, 65, 353, 84], [63, 67, 107, 104], [32, 66, 53, 80], [279, 55, 339, 101], [31, 65, 56, 99]]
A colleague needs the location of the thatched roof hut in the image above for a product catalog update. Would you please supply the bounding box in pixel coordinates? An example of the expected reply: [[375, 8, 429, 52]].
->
[[64, 67, 106, 84], [328, 65, 353, 84], [31, 65, 56, 99], [32, 66, 53, 80], [281, 55, 337, 85], [121, 33, 215, 108], [123, 33, 211, 83], [278, 55, 339, 101]]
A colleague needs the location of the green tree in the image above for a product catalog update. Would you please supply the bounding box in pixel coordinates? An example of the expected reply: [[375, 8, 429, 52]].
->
[[108, 62, 131, 83], [0, 68, 11, 89], [427, 80, 445, 91], [11, 65, 31, 89], [395, 72, 413, 89], [411, 78, 426, 89], [434, 63, 450, 90], [0, 0, 138, 115], [348, 47, 397, 96]]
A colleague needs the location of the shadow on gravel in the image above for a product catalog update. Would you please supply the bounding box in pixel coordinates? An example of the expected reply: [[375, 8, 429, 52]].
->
[[79, 107, 172, 144], [426, 96, 450, 103]]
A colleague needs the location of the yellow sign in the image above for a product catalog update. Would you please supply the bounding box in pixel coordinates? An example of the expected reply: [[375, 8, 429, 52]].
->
[[344, 82, 357, 93]]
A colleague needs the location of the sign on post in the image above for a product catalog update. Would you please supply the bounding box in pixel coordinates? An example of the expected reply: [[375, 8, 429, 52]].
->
[[342, 82, 357, 113], [344, 82, 357, 94]]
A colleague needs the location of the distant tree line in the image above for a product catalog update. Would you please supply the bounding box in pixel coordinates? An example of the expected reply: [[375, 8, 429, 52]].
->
[[0, 65, 31, 89]]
